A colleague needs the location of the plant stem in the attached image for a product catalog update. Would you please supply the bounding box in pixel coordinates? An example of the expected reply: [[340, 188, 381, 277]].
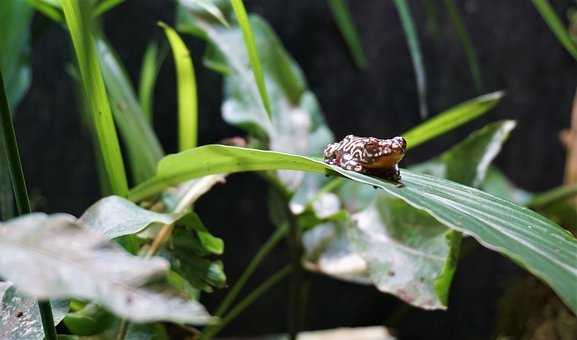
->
[[214, 223, 288, 317], [201, 265, 291, 340], [0, 70, 58, 340]]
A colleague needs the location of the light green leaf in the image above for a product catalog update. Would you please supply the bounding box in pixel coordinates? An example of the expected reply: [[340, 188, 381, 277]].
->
[[78, 196, 179, 240], [97, 39, 164, 184], [393, 0, 428, 118], [159, 22, 198, 150], [92, 0, 124, 17], [0, 213, 212, 324], [481, 167, 532, 205], [61, 0, 128, 196], [327, 0, 368, 69], [138, 41, 163, 122], [129, 144, 577, 313], [0, 282, 68, 340], [403, 91, 504, 149], [231, 0, 272, 117], [533, 0, 577, 61]]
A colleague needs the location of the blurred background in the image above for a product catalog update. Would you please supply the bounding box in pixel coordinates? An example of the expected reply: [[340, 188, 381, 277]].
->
[[12, 0, 577, 338]]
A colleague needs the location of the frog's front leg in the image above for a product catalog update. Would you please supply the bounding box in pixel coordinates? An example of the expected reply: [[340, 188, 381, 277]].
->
[[378, 165, 403, 185], [340, 157, 363, 172]]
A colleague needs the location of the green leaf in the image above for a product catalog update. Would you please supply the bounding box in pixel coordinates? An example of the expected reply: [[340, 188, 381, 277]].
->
[[442, 0, 482, 92], [61, 0, 129, 196], [97, 39, 165, 184], [92, 0, 124, 17], [0, 213, 212, 324], [327, 0, 368, 69], [481, 167, 532, 205], [129, 144, 577, 313], [230, 0, 272, 117], [412, 120, 516, 188], [0, 282, 68, 340], [0, 0, 33, 108], [164, 212, 226, 292], [403, 91, 504, 149], [159, 22, 198, 150], [63, 302, 113, 336], [533, 0, 577, 61], [393, 0, 428, 118], [177, 9, 333, 189], [138, 41, 163, 123], [78, 196, 180, 240]]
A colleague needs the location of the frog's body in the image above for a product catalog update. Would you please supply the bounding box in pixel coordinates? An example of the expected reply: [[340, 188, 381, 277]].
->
[[323, 135, 407, 181]]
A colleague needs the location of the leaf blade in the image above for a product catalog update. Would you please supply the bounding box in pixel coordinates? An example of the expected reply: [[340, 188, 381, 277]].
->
[[533, 0, 577, 61], [159, 22, 198, 150], [327, 0, 368, 69]]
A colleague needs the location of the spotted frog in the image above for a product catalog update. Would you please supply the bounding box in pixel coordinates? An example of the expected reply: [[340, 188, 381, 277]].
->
[[323, 135, 407, 181]]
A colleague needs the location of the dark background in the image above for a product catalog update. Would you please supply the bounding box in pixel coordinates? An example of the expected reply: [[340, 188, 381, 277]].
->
[[14, 0, 577, 339]]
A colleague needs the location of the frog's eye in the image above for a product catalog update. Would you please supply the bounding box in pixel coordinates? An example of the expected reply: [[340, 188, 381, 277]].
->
[[392, 137, 407, 151]]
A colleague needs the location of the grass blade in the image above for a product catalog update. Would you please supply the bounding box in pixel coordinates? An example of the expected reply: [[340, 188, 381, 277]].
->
[[138, 41, 164, 123], [422, 0, 441, 39], [93, 0, 124, 17], [61, 0, 128, 196], [1, 69, 58, 340], [97, 39, 165, 184], [403, 91, 504, 149], [532, 0, 577, 61], [159, 22, 198, 150], [230, 0, 272, 118], [393, 0, 428, 118], [327, 0, 368, 69], [442, 0, 482, 92]]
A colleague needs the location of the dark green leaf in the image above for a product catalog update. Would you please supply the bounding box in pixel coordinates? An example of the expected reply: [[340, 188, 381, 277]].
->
[[97, 39, 164, 184], [327, 0, 368, 69], [533, 0, 577, 61], [63, 303, 113, 336], [393, 0, 428, 118]]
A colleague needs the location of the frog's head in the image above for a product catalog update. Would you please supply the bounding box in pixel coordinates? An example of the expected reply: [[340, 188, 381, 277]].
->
[[362, 136, 407, 169]]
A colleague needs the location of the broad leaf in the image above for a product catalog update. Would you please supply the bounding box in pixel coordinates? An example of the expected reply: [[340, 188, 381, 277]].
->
[[0, 282, 68, 340], [129, 144, 577, 313], [0, 213, 212, 324], [78, 196, 179, 240]]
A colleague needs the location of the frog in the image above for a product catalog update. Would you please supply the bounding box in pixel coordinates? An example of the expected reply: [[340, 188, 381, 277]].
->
[[323, 135, 407, 182]]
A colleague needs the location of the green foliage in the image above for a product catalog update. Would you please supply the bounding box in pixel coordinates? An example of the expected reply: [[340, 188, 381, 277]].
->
[[61, 0, 129, 196], [160, 22, 199, 150], [327, 0, 368, 69], [138, 42, 163, 122], [231, 0, 272, 117], [533, 0, 577, 61], [393, 0, 428, 118]]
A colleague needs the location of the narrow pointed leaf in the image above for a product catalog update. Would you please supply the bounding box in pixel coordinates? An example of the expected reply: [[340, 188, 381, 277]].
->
[[393, 0, 428, 118], [403, 91, 504, 149], [138, 42, 163, 122], [230, 0, 272, 117], [159, 22, 198, 150], [533, 0, 577, 61], [61, 0, 128, 196], [327, 0, 368, 69]]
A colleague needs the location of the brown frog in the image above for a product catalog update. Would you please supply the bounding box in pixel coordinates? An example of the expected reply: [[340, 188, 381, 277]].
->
[[323, 135, 407, 181]]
